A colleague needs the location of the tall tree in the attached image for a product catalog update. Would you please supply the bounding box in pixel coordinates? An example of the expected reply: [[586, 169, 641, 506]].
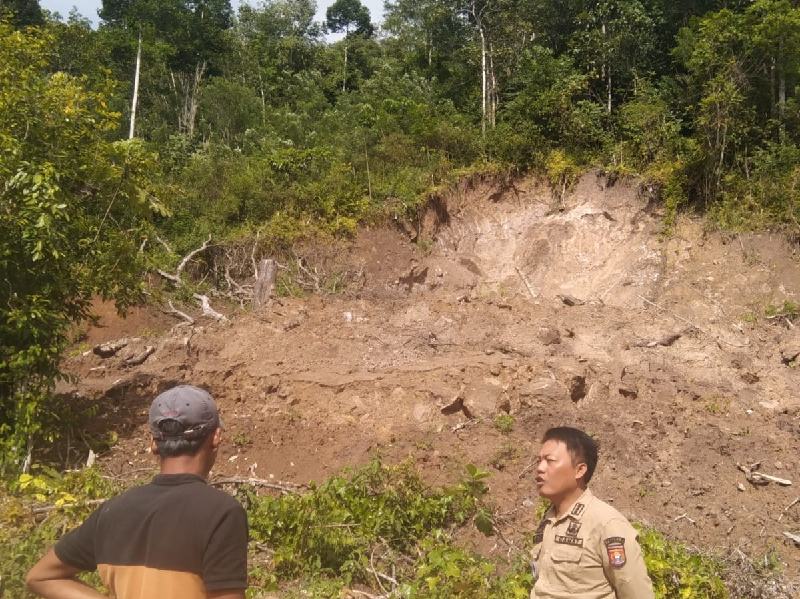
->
[[326, 0, 373, 91], [0, 0, 43, 27], [570, 0, 656, 113], [100, 0, 233, 138]]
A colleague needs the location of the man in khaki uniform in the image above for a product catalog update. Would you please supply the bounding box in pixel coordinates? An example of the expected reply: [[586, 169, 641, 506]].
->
[[530, 426, 653, 599]]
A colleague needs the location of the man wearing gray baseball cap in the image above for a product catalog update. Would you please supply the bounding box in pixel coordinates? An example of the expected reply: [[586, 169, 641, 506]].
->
[[26, 385, 248, 599]]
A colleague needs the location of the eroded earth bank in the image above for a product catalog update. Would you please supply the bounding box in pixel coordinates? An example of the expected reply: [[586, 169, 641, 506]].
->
[[60, 173, 800, 593]]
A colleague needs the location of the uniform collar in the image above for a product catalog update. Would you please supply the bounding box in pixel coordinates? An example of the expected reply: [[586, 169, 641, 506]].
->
[[152, 473, 207, 486], [547, 488, 593, 523]]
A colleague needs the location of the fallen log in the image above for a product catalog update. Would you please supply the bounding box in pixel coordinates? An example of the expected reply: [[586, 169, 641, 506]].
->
[[123, 346, 155, 367], [633, 326, 695, 348], [93, 338, 138, 358]]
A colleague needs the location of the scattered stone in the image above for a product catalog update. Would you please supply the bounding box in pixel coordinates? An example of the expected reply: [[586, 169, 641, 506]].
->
[[740, 372, 759, 384], [440, 394, 469, 417], [619, 384, 638, 399], [518, 379, 569, 404], [463, 378, 504, 418], [557, 294, 585, 306], [412, 403, 432, 423], [783, 531, 800, 546], [489, 364, 502, 376], [538, 327, 561, 346], [570, 375, 587, 402], [781, 347, 800, 365]]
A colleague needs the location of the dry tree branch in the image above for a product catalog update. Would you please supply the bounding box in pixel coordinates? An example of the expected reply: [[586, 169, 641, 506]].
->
[[164, 301, 195, 325], [209, 477, 305, 494]]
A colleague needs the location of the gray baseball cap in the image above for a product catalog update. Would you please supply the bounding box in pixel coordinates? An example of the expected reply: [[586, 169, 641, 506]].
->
[[149, 385, 221, 440]]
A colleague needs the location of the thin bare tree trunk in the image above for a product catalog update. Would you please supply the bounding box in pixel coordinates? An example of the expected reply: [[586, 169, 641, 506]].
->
[[364, 136, 373, 203], [603, 22, 611, 114], [128, 31, 142, 139], [479, 25, 487, 137], [489, 41, 497, 128], [342, 43, 348, 92], [779, 56, 786, 117]]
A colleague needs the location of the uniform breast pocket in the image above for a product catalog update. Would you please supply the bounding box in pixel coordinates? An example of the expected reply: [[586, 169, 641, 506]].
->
[[550, 545, 582, 564]]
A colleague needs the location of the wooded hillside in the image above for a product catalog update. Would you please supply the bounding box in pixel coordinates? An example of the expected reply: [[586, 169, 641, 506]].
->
[[2, 0, 800, 470]]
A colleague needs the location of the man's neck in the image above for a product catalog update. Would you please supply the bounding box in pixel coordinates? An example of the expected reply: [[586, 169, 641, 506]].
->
[[159, 456, 209, 478], [551, 486, 586, 519]]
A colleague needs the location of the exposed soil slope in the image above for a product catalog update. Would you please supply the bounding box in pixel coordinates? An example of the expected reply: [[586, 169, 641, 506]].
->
[[61, 172, 800, 583]]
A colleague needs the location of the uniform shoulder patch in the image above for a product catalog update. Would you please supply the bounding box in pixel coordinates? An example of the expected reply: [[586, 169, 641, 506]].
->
[[570, 502, 585, 517], [604, 537, 626, 569]]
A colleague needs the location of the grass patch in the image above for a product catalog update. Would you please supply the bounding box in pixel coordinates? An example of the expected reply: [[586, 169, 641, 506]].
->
[[493, 413, 515, 434]]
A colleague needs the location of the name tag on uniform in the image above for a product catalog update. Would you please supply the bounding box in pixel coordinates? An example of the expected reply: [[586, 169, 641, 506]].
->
[[555, 535, 583, 547]]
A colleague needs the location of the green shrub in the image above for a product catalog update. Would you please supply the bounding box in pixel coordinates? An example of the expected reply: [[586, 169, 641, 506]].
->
[[247, 460, 483, 582], [0, 467, 121, 598], [493, 413, 515, 434], [638, 526, 728, 598]]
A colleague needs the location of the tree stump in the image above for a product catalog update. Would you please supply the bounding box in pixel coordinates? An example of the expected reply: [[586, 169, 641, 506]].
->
[[253, 258, 277, 310]]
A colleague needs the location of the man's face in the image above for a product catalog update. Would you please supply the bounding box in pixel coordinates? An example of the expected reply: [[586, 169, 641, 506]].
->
[[535, 439, 586, 500]]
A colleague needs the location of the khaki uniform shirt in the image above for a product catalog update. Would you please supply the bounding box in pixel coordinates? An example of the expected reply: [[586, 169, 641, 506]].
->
[[530, 489, 654, 599]]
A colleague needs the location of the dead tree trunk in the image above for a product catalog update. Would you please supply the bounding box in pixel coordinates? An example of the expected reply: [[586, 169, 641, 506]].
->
[[479, 24, 487, 137], [253, 258, 277, 310], [129, 31, 142, 139], [342, 43, 348, 92], [173, 61, 207, 137]]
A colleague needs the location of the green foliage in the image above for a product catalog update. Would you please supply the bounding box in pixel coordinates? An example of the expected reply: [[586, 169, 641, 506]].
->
[[0, 461, 772, 599], [247, 461, 483, 582], [243, 460, 536, 597], [493, 413, 514, 434], [399, 539, 532, 598], [326, 0, 373, 37], [0, 467, 121, 598], [0, 0, 43, 27], [0, 22, 152, 473], [544, 149, 582, 201], [764, 300, 800, 319], [638, 526, 728, 599]]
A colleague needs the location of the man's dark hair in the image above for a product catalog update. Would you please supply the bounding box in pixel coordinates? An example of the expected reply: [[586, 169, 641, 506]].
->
[[154, 419, 215, 457], [542, 426, 599, 485]]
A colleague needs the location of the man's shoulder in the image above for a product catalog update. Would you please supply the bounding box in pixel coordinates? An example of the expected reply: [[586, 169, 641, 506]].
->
[[104, 478, 243, 514], [586, 492, 636, 527]]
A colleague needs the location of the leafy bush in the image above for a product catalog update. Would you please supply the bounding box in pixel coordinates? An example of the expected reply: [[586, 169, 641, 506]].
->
[[544, 149, 582, 202], [247, 460, 484, 582], [0, 467, 120, 598], [0, 23, 155, 473], [638, 526, 728, 598]]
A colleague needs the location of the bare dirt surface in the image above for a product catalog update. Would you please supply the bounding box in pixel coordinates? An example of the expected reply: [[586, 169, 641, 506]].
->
[[59, 172, 800, 585]]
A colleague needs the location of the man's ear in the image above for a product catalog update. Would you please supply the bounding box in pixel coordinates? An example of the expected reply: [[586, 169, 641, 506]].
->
[[211, 427, 222, 450], [150, 437, 159, 455], [574, 462, 588, 483]]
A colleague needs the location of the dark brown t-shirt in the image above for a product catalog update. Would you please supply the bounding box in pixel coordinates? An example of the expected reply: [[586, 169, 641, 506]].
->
[[55, 473, 248, 599]]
